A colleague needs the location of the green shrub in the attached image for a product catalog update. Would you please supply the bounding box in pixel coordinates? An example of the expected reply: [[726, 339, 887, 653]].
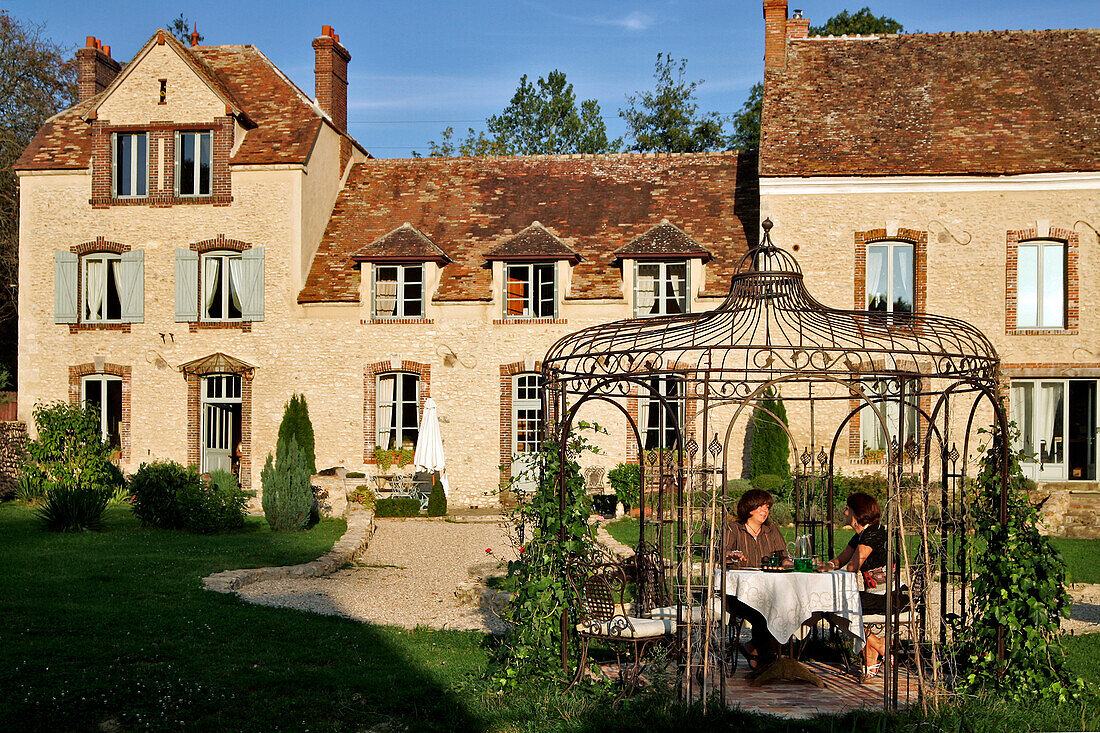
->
[[425, 476, 447, 517], [182, 469, 250, 534], [129, 461, 200, 529], [768, 500, 793, 527], [608, 462, 640, 509], [749, 392, 790, 480], [346, 471, 365, 479], [261, 437, 313, 531], [752, 473, 785, 494], [277, 394, 316, 475], [36, 482, 110, 532], [375, 497, 421, 517], [349, 484, 375, 510], [14, 473, 46, 505]]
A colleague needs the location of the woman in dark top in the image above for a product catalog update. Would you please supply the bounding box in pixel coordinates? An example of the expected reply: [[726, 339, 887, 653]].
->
[[819, 491, 890, 680], [722, 489, 791, 673]]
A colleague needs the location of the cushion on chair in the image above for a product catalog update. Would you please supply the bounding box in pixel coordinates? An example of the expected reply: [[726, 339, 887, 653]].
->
[[576, 616, 676, 638], [646, 598, 729, 624], [862, 610, 912, 625]]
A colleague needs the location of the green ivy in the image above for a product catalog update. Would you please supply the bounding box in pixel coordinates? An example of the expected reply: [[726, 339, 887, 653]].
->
[[954, 426, 1084, 703], [491, 423, 600, 689]]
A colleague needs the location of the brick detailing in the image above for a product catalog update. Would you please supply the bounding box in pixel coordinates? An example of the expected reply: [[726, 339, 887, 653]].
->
[[69, 362, 131, 463], [185, 236, 253, 330], [188, 321, 252, 332], [0, 421, 28, 500], [185, 370, 253, 490], [498, 361, 543, 490], [71, 237, 130, 256], [90, 118, 233, 208], [66, 238, 134, 333], [312, 27, 350, 134], [853, 228, 928, 313], [362, 360, 430, 462], [76, 39, 121, 103], [763, 0, 790, 73], [1005, 226, 1079, 334], [492, 318, 568, 325], [362, 318, 434, 325], [190, 235, 251, 253]]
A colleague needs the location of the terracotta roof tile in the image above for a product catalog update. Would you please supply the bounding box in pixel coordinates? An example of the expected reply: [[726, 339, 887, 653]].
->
[[485, 222, 581, 263], [13, 98, 99, 170], [614, 220, 711, 261], [349, 223, 450, 262], [762, 29, 1100, 176], [298, 152, 757, 304]]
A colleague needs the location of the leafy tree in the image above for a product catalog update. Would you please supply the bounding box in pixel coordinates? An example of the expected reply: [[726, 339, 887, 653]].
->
[[277, 393, 316, 475], [809, 7, 903, 36], [749, 391, 790, 481], [728, 82, 762, 150], [619, 54, 727, 153], [261, 437, 313, 531], [0, 12, 77, 381], [167, 13, 203, 45], [421, 126, 504, 158]]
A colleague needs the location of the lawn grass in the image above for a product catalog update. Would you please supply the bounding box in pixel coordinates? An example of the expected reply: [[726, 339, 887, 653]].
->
[[1050, 537, 1100, 584], [2, 501, 1098, 732]]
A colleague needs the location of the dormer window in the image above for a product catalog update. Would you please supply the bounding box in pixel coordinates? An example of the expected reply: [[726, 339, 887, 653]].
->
[[505, 263, 556, 319], [113, 132, 147, 197], [635, 261, 687, 317], [373, 264, 424, 318], [177, 131, 212, 196]]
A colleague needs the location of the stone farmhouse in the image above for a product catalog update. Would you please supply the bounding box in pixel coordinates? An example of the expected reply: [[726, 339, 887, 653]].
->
[[12, 3, 1100, 528]]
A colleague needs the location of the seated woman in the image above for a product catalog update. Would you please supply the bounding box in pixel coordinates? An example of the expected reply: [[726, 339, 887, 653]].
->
[[722, 488, 790, 672], [819, 491, 904, 681]]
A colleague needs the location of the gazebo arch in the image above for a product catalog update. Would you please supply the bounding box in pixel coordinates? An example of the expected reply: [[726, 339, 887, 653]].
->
[[541, 220, 1009, 709]]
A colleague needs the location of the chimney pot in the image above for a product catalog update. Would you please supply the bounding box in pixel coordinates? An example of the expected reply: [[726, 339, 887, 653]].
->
[[76, 35, 121, 102], [322, 25, 334, 37], [86, 36, 97, 48], [103, 45, 110, 57]]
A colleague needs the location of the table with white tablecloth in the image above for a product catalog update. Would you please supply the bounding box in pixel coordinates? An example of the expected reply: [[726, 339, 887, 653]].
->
[[717, 569, 865, 651]]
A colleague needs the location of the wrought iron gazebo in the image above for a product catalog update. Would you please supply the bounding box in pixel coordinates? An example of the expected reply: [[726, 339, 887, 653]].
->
[[541, 219, 1009, 709]]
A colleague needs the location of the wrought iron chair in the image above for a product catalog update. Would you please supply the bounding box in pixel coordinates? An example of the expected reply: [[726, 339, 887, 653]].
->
[[583, 465, 607, 494]]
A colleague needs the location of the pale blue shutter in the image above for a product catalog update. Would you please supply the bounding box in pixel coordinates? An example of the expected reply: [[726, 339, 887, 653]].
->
[[119, 250, 144, 323], [175, 248, 198, 322], [54, 251, 78, 324], [240, 247, 265, 321]]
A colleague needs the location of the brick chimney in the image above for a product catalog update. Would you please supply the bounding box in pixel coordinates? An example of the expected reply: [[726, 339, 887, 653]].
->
[[76, 37, 121, 102], [312, 26, 351, 134], [787, 8, 810, 41]]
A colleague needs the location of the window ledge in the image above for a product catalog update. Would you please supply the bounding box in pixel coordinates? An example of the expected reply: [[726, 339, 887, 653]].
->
[[493, 318, 568, 325], [1007, 328, 1078, 336], [850, 458, 888, 465], [91, 194, 232, 209], [363, 318, 434, 325], [188, 321, 253, 332], [68, 322, 131, 333]]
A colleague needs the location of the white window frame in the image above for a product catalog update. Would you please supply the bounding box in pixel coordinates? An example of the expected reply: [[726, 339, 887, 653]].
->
[[176, 130, 213, 197], [1015, 240, 1066, 329], [634, 261, 688, 317], [860, 378, 918, 457], [512, 373, 543, 454], [643, 375, 684, 451], [201, 374, 242, 474], [113, 132, 147, 198], [372, 264, 424, 318], [82, 253, 122, 323], [376, 372, 420, 451], [505, 263, 556, 319], [201, 251, 244, 322], [81, 374, 122, 448], [865, 241, 914, 315]]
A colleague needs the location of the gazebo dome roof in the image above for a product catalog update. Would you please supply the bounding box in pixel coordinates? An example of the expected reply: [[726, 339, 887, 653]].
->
[[542, 220, 1000, 399]]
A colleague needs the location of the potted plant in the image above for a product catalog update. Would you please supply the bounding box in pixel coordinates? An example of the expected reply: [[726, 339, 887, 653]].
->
[[373, 447, 394, 472]]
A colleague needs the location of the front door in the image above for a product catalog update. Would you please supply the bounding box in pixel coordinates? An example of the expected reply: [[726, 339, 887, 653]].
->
[[202, 374, 242, 475]]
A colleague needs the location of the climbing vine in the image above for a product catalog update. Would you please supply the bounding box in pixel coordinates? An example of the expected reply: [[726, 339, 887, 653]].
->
[[955, 426, 1083, 703]]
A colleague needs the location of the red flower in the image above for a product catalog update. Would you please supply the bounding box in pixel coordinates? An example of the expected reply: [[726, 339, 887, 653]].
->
[[485, 548, 492, 554], [519, 545, 526, 554]]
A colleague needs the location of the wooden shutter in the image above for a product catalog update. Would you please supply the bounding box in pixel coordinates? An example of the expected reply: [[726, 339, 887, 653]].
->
[[119, 250, 144, 323], [54, 251, 78, 324], [240, 247, 265, 321], [174, 248, 198, 322]]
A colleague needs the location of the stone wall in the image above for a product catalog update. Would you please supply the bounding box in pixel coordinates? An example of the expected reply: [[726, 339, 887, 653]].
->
[[0, 421, 27, 499], [1032, 487, 1100, 539]]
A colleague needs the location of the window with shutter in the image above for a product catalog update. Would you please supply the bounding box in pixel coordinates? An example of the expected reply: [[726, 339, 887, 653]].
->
[[54, 251, 78, 324], [175, 249, 199, 322]]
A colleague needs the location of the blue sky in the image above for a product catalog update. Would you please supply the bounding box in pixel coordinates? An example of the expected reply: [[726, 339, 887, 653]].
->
[[10, 1, 1100, 157]]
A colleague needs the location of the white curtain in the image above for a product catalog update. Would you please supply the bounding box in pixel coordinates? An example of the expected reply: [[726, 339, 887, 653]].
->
[[109, 259, 122, 317], [204, 257, 220, 315], [1041, 383, 1062, 462], [894, 246, 913, 310], [666, 269, 684, 314], [866, 247, 885, 308], [86, 258, 105, 320], [228, 256, 243, 313], [376, 276, 398, 316], [636, 265, 656, 313], [377, 375, 395, 449]]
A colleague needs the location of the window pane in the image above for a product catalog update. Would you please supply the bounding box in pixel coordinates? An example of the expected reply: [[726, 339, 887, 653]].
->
[[1016, 245, 1038, 327], [106, 258, 122, 320], [135, 134, 147, 196], [180, 134, 195, 195], [105, 379, 122, 449], [1011, 382, 1034, 457], [198, 133, 211, 194], [866, 245, 888, 311], [116, 135, 131, 195], [375, 267, 398, 317], [506, 266, 529, 316], [636, 264, 658, 314], [1041, 244, 1064, 328], [1039, 382, 1065, 465], [535, 264, 555, 317], [666, 263, 687, 314], [892, 245, 914, 313]]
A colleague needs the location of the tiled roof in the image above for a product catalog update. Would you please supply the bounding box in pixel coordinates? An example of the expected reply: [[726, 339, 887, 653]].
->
[[761, 29, 1100, 176], [349, 223, 450, 263], [298, 152, 757, 304], [15, 39, 363, 170], [484, 222, 581, 263], [614, 221, 711, 261]]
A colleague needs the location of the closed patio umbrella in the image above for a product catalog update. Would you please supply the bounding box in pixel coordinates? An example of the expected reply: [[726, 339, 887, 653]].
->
[[413, 397, 450, 497]]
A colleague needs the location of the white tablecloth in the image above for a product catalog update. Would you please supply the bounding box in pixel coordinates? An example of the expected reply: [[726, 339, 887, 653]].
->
[[718, 569, 865, 650]]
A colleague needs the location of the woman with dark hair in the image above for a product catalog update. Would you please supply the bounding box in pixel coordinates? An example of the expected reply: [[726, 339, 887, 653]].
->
[[819, 491, 895, 681], [723, 489, 791, 671]]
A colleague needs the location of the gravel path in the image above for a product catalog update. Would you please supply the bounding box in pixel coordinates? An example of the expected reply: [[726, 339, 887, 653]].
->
[[236, 517, 517, 633]]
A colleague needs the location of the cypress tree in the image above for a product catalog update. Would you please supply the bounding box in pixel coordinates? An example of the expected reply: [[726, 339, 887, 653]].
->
[[749, 391, 790, 480], [277, 394, 316, 475]]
